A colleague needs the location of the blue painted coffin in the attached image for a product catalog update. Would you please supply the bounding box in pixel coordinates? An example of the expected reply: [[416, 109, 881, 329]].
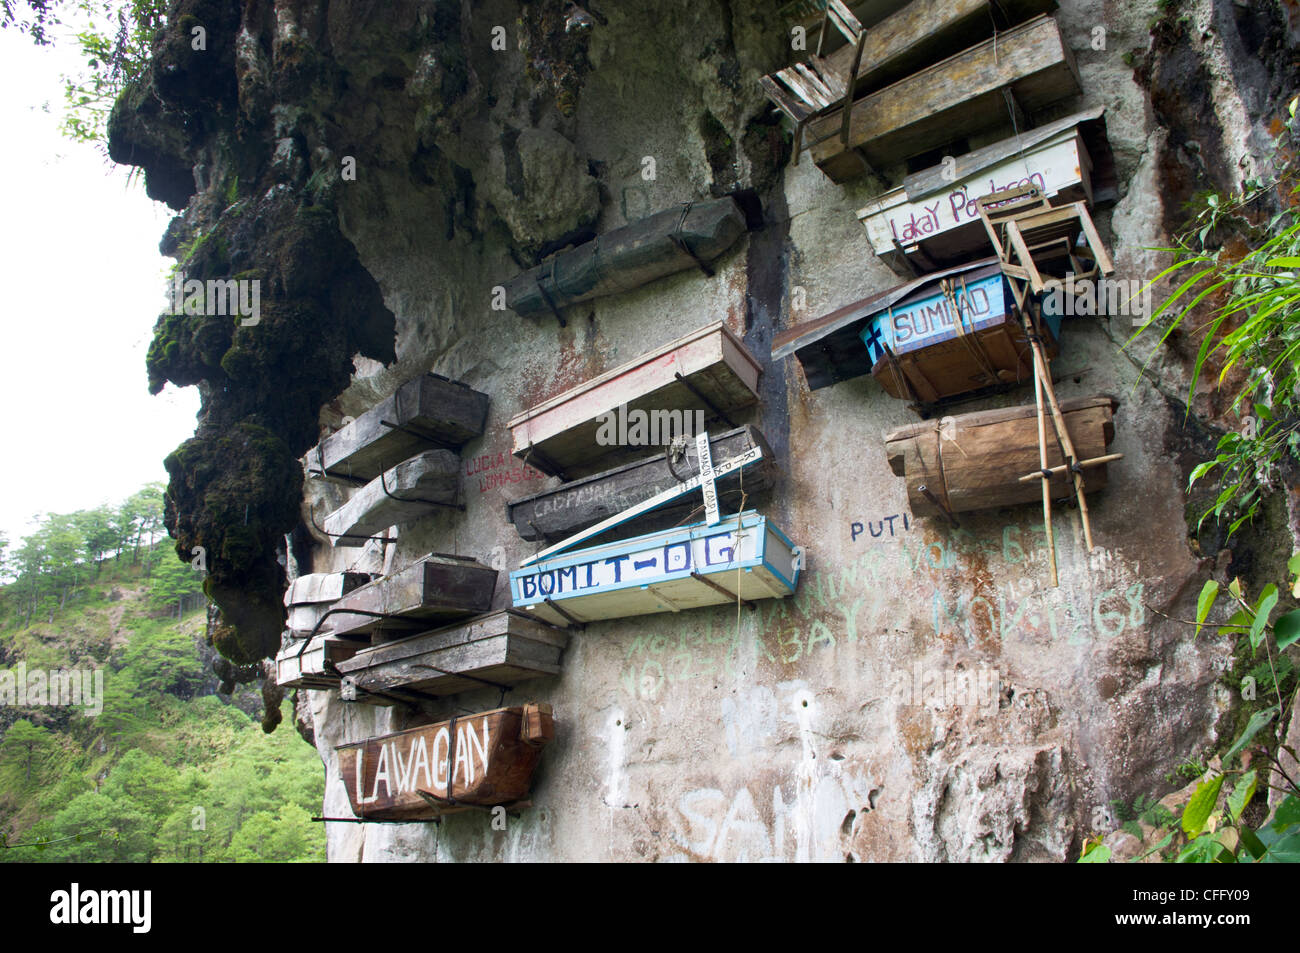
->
[[856, 264, 1062, 404], [510, 510, 799, 625]]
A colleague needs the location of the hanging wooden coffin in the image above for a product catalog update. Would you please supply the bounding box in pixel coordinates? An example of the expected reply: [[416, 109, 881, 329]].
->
[[328, 555, 498, 642], [337, 703, 554, 820], [506, 425, 773, 543], [857, 111, 1115, 274], [504, 191, 762, 319], [275, 635, 361, 690], [817, 0, 1059, 97], [508, 321, 762, 479], [509, 510, 798, 626], [807, 15, 1080, 182], [322, 450, 461, 547], [283, 571, 373, 636], [310, 373, 489, 485], [860, 263, 1060, 404], [884, 395, 1118, 518], [335, 611, 567, 705]]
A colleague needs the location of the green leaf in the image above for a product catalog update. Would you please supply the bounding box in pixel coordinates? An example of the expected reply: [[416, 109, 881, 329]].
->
[[1239, 825, 1267, 861], [1133, 831, 1174, 862], [1274, 609, 1300, 650], [1227, 769, 1257, 822], [1196, 580, 1219, 638], [1175, 833, 1227, 863], [1272, 794, 1300, 834], [1182, 774, 1226, 836], [1078, 844, 1111, 863], [1264, 256, 1300, 267], [1287, 553, 1300, 576], [1257, 826, 1300, 863], [1218, 608, 1252, 637], [1249, 584, 1279, 651], [1223, 706, 1279, 765]]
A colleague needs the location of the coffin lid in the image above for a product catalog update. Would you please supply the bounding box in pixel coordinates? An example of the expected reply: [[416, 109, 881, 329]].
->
[[771, 256, 1001, 390], [883, 394, 1119, 443], [898, 106, 1115, 205]]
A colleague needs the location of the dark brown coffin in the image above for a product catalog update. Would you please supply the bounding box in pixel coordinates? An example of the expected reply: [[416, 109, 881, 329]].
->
[[335, 610, 567, 704], [337, 703, 554, 820], [328, 555, 498, 641], [311, 374, 489, 484], [505, 425, 773, 542], [884, 395, 1118, 517]]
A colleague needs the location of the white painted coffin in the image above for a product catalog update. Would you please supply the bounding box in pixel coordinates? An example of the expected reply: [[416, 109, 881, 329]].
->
[[275, 635, 361, 690], [856, 123, 1093, 269], [509, 510, 798, 625], [506, 321, 761, 478]]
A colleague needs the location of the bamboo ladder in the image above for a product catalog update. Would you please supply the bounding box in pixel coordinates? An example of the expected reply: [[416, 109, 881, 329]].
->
[[974, 187, 1123, 585]]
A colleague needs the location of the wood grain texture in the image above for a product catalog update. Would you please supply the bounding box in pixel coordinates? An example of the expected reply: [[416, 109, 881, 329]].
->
[[504, 194, 759, 318], [328, 555, 498, 641], [884, 395, 1118, 517], [312, 374, 489, 483], [337, 703, 554, 819], [809, 15, 1080, 181], [335, 610, 567, 703], [322, 450, 460, 547]]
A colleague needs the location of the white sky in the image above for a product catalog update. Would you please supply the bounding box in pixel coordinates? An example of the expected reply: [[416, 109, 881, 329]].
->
[[0, 27, 201, 548]]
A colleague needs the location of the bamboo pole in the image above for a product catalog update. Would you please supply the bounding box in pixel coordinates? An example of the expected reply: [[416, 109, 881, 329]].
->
[[1034, 360, 1058, 587], [1026, 317, 1096, 551]]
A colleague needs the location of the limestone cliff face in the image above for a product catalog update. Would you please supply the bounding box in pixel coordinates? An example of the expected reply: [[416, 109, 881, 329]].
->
[[112, 0, 1300, 860]]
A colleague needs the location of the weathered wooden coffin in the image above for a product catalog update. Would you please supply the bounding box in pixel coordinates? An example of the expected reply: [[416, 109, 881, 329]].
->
[[884, 396, 1118, 517], [505, 192, 762, 319], [328, 555, 498, 641], [808, 15, 1081, 182], [820, 0, 1057, 96], [310, 374, 489, 484], [322, 450, 460, 547], [335, 611, 567, 704], [510, 510, 799, 626], [508, 321, 762, 478], [337, 703, 555, 820], [860, 263, 1060, 403], [275, 635, 361, 690], [283, 571, 373, 635], [857, 111, 1116, 274], [506, 425, 773, 543]]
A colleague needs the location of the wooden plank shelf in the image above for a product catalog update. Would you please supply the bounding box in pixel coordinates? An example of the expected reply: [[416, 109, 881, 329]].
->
[[310, 373, 489, 485], [504, 192, 761, 319], [509, 510, 799, 626], [506, 425, 773, 543], [808, 15, 1081, 182], [328, 555, 498, 642], [857, 110, 1115, 275], [335, 611, 568, 705], [337, 703, 554, 820], [284, 571, 373, 636], [884, 395, 1118, 518], [508, 321, 762, 479], [322, 450, 461, 547], [275, 634, 361, 690]]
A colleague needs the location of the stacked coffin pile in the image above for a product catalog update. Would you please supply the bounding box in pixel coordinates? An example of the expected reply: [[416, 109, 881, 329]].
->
[[761, 0, 1074, 183], [275, 572, 372, 689], [308, 371, 489, 547], [504, 321, 800, 625]]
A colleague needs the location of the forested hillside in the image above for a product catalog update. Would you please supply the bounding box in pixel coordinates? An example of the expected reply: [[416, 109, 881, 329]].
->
[[0, 488, 324, 862]]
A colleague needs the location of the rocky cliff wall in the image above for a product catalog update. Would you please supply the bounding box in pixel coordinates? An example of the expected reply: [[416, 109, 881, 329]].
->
[[111, 0, 1300, 860]]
